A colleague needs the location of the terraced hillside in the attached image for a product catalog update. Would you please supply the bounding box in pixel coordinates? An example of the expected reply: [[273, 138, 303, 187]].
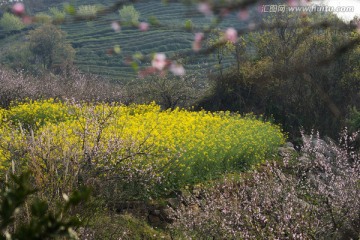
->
[[61, 0, 247, 82], [1, 0, 249, 82]]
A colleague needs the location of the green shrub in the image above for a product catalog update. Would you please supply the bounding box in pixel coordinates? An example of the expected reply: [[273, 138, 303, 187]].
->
[[119, 5, 140, 25], [77, 5, 98, 19], [0, 13, 25, 32], [49, 7, 66, 22], [0, 172, 90, 239], [347, 107, 360, 132], [34, 13, 52, 24]]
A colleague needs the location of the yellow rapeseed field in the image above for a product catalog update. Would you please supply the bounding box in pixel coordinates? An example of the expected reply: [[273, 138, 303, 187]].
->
[[0, 99, 285, 194]]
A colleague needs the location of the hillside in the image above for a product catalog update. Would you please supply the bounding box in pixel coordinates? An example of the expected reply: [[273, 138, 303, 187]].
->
[[0, 0, 249, 82]]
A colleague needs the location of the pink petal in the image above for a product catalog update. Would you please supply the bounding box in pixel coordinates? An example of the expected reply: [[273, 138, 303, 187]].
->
[[152, 53, 167, 71], [225, 27, 237, 43], [198, 2, 213, 16], [139, 22, 149, 31], [111, 21, 121, 32], [12, 3, 25, 15], [194, 32, 204, 43], [170, 62, 185, 76]]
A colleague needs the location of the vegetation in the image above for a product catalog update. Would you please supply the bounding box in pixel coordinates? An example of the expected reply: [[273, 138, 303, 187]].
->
[[28, 24, 75, 72], [0, 172, 90, 239], [0, 0, 359, 238], [0, 13, 25, 32], [0, 100, 284, 200], [119, 5, 140, 26], [174, 131, 360, 239]]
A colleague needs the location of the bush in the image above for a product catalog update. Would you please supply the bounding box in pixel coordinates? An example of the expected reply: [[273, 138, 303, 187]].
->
[[0, 172, 90, 239], [34, 13, 52, 24], [77, 5, 98, 20], [119, 5, 140, 26], [49, 7, 66, 23], [173, 130, 360, 239], [347, 106, 360, 132], [0, 13, 25, 32]]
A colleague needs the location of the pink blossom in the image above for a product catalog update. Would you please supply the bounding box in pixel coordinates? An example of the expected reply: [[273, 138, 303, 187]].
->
[[170, 62, 185, 76], [152, 53, 167, 71], [198, 2, 212, 16], [111, 21, 121, 32], [194, 32, 204, 43], [138, 22, 149, 31], [238, 8, 249, 21], [193, 33, 204, 52], [12, 3, 25, 15], [225, 27, 237, 43]]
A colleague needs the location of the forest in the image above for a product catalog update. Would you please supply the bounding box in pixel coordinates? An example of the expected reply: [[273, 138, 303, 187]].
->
[[0, 0, 359, 239]]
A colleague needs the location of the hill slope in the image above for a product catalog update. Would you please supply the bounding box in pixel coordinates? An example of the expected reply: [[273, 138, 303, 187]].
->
[[1, 0, 249, 82]]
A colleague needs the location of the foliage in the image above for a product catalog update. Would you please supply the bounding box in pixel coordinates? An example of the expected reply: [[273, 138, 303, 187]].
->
[[129, 74, 207, 109], [49, 7, 66, 23], [0, 13, 25, 32], [0, 100, 284, 200], [173, 130, 360, 239], [0, 172, 90, 239], [119, 5, 140, 26], [34, 12, 52, 24], [27, 24, 75, 71], [347, 107, 360, 132], [77, 5, 98, 20], [197, 12, 360, 139], [206, 28, 235, 77]]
